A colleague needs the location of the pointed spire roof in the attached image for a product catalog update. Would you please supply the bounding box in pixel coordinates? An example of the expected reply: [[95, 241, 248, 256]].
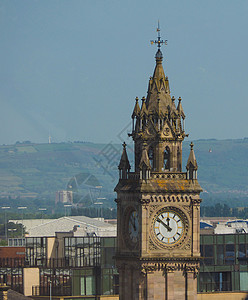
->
[[132, 97, 141, 119], [186, 142, 198, 170], [177, 97, 185, 119], [171, 96, 177, 117], [140, 96, 148, 117], [139, 146, 151, 170], [146, 29, 175, 117], [118, 142, 131, 170]]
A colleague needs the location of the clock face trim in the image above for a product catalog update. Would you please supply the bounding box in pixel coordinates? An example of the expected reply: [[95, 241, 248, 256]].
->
[[151, 206, 189, 249], [123, 206, 139, 249]]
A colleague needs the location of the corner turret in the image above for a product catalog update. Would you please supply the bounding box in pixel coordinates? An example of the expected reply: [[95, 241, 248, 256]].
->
[[186, 142, 198, 180], [118, 142, 131, 179]]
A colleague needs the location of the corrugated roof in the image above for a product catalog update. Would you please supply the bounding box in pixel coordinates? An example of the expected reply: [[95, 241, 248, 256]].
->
[[27, 216, 116, 237]]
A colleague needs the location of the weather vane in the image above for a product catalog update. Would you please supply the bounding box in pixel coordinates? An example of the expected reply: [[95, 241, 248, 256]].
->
[[150, 20, 167, 50]]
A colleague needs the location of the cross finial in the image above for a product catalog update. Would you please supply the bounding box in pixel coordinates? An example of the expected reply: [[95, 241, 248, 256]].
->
[[150, 20, 167, 50]]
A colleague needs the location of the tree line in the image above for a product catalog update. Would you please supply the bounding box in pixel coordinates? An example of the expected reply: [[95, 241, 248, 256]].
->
[[201, 203, 248, 219]]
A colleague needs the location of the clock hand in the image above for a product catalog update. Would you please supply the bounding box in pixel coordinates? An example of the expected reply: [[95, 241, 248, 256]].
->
[[157, 218, 172, 232]]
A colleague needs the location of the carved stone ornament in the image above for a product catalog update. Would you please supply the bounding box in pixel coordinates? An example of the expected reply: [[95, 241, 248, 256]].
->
[[163, 127, 170, 136], [184, 264, 200, 279], [148, 204, 161, 218], [191, 198, 202, 205], [149, 237, 159, 250], [139, 261, 200, 277], [149, 194, 191, 203]]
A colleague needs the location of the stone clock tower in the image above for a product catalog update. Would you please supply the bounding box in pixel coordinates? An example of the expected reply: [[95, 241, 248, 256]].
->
[[115, 27, 202, 300]]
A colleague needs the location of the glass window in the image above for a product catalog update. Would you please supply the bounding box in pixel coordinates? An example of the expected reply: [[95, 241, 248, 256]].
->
[[202, 245, 214, 265], [217, 245, 224, 265], [239, 234, 245, 243], [198, 272, 231, 292], [240, 272, 248, 291], [225, 244, 235, 265], [203, 235, 214, 244], [81, 275, 95, 296], [217, 235, 224, 244], [225, 234, 235, 244]]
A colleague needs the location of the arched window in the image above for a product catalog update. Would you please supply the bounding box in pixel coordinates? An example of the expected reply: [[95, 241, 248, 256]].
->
[[164, 146, 170, 171], [148, 147, 154, 169], [177, 147, 181, 171]]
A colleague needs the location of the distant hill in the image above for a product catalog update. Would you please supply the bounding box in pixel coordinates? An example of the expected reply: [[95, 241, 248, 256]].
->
[[0, 139, 247, 207]]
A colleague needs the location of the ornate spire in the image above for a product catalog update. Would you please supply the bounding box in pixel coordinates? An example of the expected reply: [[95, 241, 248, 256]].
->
[[177, 97, 185, 119], [186, 142, 198, 171], [132, 97, 141, 119], [140, 96, 148, 117], [146, 25, 176, 121], [118, 142, 131, 171], [129, 25, 188, 173]]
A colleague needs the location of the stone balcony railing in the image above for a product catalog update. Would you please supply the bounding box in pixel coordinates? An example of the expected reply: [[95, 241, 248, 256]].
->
[[127, 172, 187, 180]]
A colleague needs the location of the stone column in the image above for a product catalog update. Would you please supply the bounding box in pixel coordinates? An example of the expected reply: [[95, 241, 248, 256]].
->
[[154, 270, 166, 300], [118, 265, 125, 300], [147, 271, 154, 300], [186, 271, 197, 300], [167, 270, 174, 300]]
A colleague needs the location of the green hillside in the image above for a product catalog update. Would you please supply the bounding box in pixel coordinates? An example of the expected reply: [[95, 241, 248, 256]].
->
[[0, 139, 247, 209]]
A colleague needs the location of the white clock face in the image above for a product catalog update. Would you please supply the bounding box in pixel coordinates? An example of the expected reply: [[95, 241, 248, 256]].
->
[[128, 210, 139, 243], [154, 210, 184, 244]]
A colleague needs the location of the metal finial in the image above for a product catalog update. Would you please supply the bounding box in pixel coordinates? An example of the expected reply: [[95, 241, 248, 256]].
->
[[190, 142, 194, 150], [150, 20, 167, 50], [122, 142, 127, 149]]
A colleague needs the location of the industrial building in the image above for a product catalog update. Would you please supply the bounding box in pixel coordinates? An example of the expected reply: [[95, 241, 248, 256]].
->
[[0, 217, 248, 299]]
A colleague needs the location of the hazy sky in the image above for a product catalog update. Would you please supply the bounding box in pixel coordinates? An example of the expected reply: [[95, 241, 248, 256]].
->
[[0, 0, 247, 145]]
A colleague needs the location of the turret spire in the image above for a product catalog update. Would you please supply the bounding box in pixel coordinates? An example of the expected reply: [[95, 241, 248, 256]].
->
[[130, 26, 187, 173], [186, 142, 198, 180], [118, 142, 131, 179]]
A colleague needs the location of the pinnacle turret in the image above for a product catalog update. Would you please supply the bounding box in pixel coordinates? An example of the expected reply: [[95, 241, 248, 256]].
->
[[186, 142, 198, 180], [132, 97, 141, 119], [118, 142, 131, 179]]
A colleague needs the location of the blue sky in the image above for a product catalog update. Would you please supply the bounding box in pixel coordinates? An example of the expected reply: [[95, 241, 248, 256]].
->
[[0, 0, 247, 144]]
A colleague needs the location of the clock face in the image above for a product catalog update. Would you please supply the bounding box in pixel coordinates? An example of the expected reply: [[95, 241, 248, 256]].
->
[[128, 210, 139, 243], [154, 209, 184, 244]]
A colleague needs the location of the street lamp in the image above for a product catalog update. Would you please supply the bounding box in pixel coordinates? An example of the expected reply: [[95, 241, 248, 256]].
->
[[38, 208, 47, 224], [1, 207, 10, 240], [18, 207, 27, 238]]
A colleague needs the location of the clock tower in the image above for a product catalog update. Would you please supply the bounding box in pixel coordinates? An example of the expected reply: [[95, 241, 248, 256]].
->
[[115, 27, 202, 300]]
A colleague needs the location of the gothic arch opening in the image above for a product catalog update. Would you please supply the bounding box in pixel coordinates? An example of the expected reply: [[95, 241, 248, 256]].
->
[[177, 147, 181, 171], [148, 146, 154, 170], [164, 146, 170, 171]]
